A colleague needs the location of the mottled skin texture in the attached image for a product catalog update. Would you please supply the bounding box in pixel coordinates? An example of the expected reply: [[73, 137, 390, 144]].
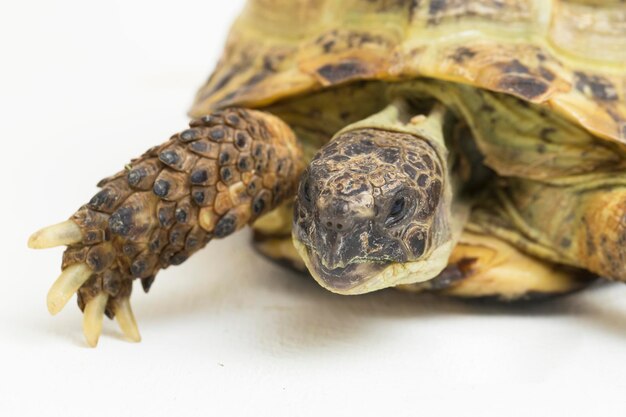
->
[[65, 109, 302, 314], [293, 129, 445, 291]]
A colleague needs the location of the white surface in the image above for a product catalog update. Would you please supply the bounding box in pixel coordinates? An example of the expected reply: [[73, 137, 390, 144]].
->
[[1, 1, 626, 416]]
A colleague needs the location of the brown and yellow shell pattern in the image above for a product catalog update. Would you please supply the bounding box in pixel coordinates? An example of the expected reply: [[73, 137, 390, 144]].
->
[[191, 0, 626, 145]]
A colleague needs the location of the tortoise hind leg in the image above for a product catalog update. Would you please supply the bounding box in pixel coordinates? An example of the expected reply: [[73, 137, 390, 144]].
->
[[28, 108, 303, 346], [398, 231, 595, 301], [471, 174, 626, 284]]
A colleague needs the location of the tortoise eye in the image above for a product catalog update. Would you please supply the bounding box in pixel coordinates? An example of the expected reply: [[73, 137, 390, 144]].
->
[[385, 197, 407, 226]]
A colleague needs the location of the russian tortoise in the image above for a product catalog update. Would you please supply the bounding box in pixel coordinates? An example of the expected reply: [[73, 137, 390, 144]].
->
[[29, 0, 626, 346]]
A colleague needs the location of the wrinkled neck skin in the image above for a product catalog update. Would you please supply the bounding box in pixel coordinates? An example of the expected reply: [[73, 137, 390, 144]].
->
[[293, 99, 471, 295]]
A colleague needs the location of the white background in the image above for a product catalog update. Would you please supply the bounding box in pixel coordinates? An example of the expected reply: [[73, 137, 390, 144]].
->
[[1, 1, 626, 416]]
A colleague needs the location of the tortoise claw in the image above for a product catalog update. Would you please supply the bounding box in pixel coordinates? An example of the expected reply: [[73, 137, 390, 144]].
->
[[83, 293, 108, 347], [32, 222, 143, 346], [114, 298, 141, 343], [28, 220, 82, 249], [46, 263, 92, 315]]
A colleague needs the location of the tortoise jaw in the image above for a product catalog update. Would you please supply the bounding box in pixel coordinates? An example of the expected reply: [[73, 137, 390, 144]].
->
[[293, 238, 455, 295], [293, 239, 391, 295]]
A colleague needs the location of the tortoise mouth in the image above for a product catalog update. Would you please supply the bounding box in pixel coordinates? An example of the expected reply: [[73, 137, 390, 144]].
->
[[293, 240, 390, 294]]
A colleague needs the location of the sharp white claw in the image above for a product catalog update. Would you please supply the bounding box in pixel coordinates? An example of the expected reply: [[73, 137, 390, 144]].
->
[[47, 263, 92, 315], [115, 298, 141, 343], [28, 220, 82, 249], [83, 293, 108, 347]]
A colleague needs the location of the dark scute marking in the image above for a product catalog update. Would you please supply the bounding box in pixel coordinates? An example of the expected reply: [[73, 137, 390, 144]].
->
[[379, 148, 401, 164], [108, 207, 133, 236], [481, 104, 495, 113], [451, 47, 476, 63], [219, 151, 231, 165], [402, 163, 417, 178], [186, 237, 198, 249], [214, 215, 236, 238], [218, 91, 238, 106], [221, 167, 232, 182], [316, 61, 368, 84], [201, 69, 237, 99], [87, 252, 103, 272], [149, 236, 161, 253], [238, 157, 251, 171], [209, 128, 226, 141], [409, 0, 421, 20], [253, 195, 266, 215], [190, 141, 208, 152], [426, 180, 442, 212], [498, 75, 548, 100], [169, 230, 183, 245], [536, 143, 547, 154], [328, 154, 350, 163], [226, 114, 240, 126], [193, 191, 205, 205], [171, 253, 188, 266], [180, 129, 199, 142], [344, 140, 375, 156], [560, 237, 572, 249], [422, 154, 433, 169], [200, 115, 215, 125], [538, 67, 555, 81], [153, 179, 170, 197], [540, 127, 556, 142], [190, 169, 208, 184], [322, 40, 335, 53], [158, 208, 170, 227], [366, 233, 406, 262], [408, 231, 427, 257], [429, 0, 446, 14], [574, 72, 618, 101], [127, 168, 145, 187], [501, 59, 530, 74], [417, 174, 429, 187], [88, 189, 112, 210], [131, 260, 146, 277], [244, 71, 269, 88], [175, 208, 188, 223], [159, 150, 180, 166], [235, 132, 248, 148]]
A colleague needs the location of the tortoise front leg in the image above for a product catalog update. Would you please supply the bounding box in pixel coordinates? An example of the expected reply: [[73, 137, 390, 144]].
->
[[28, 108, 303, 346]]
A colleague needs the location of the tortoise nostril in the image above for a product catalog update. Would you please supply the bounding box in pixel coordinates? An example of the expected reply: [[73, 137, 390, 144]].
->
[[326, 221, 332, 227], [337, 224, 343, 230]]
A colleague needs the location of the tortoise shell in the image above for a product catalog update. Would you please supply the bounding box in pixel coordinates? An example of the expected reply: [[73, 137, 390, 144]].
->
[[190, 0, 626, 145]]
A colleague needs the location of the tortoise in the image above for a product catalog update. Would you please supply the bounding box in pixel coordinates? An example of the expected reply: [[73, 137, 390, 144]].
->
[[29, 0, 626, 346]]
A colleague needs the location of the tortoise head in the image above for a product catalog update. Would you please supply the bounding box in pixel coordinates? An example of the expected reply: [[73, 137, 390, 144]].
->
[[293, 127, 455, 295]]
